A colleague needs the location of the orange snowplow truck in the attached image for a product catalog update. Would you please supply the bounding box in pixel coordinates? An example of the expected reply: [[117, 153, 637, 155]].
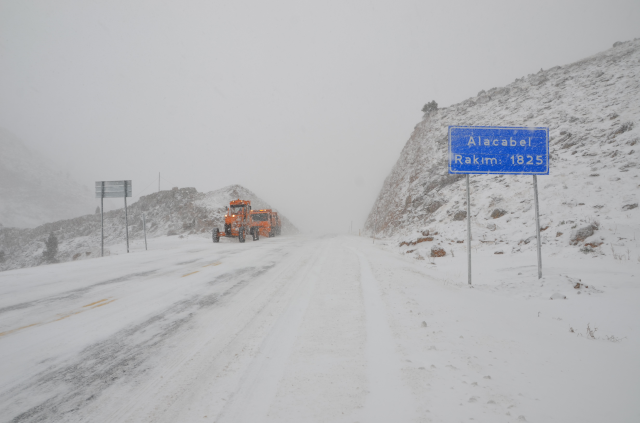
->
[[212, 199, 260, 243], [273, 211, 282, 235], [250, 209, 281, 238]]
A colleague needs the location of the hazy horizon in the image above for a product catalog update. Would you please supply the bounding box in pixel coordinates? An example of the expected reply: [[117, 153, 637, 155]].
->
[[1, 0, 639, 233]]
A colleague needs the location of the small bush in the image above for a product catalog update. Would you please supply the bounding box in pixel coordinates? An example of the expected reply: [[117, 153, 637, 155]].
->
[[421, 100, 438, 114], [580, 245, 595, 254], [42, 232, 58, 263]]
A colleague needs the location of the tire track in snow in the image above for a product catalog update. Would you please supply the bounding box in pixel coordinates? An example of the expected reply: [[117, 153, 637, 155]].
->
[[1, 264, 275, 423], [98, 242, 314, 422], [214, 241, 330, 423], [354, 251, 418, 422]]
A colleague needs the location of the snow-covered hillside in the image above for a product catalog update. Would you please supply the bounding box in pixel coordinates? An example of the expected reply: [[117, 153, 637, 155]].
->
[[365, 39, 640, 263], [0, 184, 297, 272], [0, 128, 95, 228]]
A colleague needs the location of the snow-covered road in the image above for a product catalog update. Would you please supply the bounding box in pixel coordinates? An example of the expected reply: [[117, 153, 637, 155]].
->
[[1, 235, 638, 422]]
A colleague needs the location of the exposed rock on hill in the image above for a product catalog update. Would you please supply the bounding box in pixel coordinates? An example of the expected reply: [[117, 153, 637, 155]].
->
[[0, 184, 297, 272], [365, 39, 640, 260]]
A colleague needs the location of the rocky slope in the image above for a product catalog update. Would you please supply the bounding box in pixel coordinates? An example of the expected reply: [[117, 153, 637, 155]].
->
[[365, 39, 640, 262], [0, 184, 297, 271], [0, 128, 95, 228]]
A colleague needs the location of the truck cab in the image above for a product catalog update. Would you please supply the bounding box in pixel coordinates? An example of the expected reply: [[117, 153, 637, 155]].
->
[[250, 209, 278, 238]]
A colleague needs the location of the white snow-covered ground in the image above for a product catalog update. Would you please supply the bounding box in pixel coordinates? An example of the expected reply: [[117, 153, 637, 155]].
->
[[0, 234, 638, 422]]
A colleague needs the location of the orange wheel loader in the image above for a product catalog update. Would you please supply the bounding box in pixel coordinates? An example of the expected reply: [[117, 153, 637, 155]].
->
[[212, 199, 260, 243]]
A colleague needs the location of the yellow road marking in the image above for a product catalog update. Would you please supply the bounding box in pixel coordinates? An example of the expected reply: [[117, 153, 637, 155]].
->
[[182, 271, 200, 277], [0, 323, 40, 337], [91, 299, 116, 308], [83, 298, 109, 307], [0, 298, 118, 338], [202, 262, 222, 268], [54, 310, 85, 322]]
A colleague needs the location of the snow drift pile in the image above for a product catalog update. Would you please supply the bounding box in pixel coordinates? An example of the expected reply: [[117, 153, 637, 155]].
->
[[365, 39, 640, 261], [0, 184, 297, 271]]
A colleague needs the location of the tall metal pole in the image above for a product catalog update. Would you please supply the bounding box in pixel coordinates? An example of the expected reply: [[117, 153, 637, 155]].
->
[[533, 175, 542, 279], [158, 173, 160, 192], [101, 181, 104, 257], [124, 180, 129, 253], [143, 213, 147, 251], [466, 175, 472, 285]]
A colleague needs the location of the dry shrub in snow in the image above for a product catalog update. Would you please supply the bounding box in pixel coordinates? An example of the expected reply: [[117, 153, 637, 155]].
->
[[430, 247, 446, 257]]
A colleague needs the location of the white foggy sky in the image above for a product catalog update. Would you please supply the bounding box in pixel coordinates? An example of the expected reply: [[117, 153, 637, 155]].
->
[[1, 0, 639, 233]]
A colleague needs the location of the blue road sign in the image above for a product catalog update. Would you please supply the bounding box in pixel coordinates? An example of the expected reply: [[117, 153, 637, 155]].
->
[[448, 126, 549, 175]]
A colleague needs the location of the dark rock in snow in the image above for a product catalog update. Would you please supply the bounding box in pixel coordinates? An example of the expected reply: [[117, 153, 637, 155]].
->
[[452, 211, 467, 221], [425, 201, 443, 214], [490, 209, 508, 219], [570, 224, 598, 245]]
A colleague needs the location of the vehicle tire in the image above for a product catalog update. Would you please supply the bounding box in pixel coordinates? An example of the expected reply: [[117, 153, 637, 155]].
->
[[212, 228, 220, 243], [253, 227, 259, 241], [238, 227, 245, 243]]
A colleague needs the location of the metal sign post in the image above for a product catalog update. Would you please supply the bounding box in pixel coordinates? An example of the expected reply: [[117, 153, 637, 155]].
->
[[124, 180, 129, 253], [466, 175, 472, 285], [142, 213, 148, 250], [100, 182, 104, 256], [448, 126, 549, 283], [533, 175, 542, 278], [95, 180, 133, 255]]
